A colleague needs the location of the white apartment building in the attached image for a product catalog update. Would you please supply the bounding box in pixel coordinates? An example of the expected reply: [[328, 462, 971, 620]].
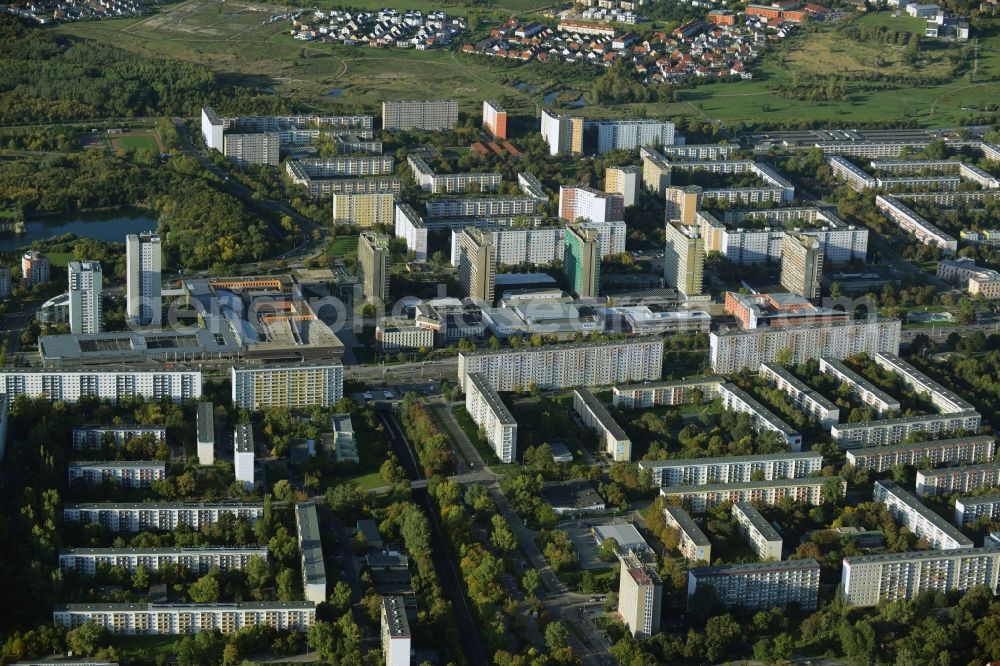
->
[[126, 232, 162, 326], [53, 602, 316, 635], [618, 551, 662, 637], [606, 165, 639, 207], [916, 463, 1000, 498], [407, 154, 502, 194], [846, 436, 995, 473], [381, 596, 411, 666], [640, 452, 823, 488], [658, 144, 740, 160], [612, 376, 723, 409], [223, 133, 280, 166], [687, 560, 821, 611], [592, 119, 676, 155], [63, 502, 265, 532], [395, 203, 429, 262], [873, 480, 973, 550], [938, 259, 1000, 299], [295, 502, 327, 605], [287, 157, 395, 179], [664, 506, 712, 563], [68, 461, 166, 489], [874, 352, 975, 413], [231, 363, 343, 410], [458, 338, 664, 393], [0, 370, 202, 404], [579, 220, 628, 258], [382, 99, 458, 131], [451, 227, 564, 268], [59, 547, 268, 576], [573, 388, 631, 462], [709, 318, 902, 374], [234, 424, 255, 490], [831, 411, 982, 449], [828, 155, 879, 191], [465, 372, 517, 463], [72, 425, 166, 449], [954, 494, 1000, 526], [661, 477, 840, 513], [426, 197, 538, 219], [842, 549, 1000, 607], [875, 194, 957, 254], [68, 261, 102, 335], [759, 362, 840, 428], [197, 401, 215, 466], [718, 383, 802, 451], [559, 186, 624, 224], [376, 318, 435, 352], [818, 357, 900, 414], [732, 501, 782, 561]]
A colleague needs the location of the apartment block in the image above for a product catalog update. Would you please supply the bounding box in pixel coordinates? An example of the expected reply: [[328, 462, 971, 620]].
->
[[579, 219, 627, 258], [72, 425, 166, 450], [916, 463, 1000, 498], [466, 372, 517, 463], [725, 292, 849, 331], [780, 233, 823, 300], [612, 376, 723, 409], [59, 547, 268, 576], [197, 402, 215, 466], [759, 362, 840, 428], [376, 318, 435, 352], [482, 100, 507, 139], [564, 225, 601, 298], [408, 154, 502, 193], [842, 548, 1000, 606], [819, 357, 900, 414], [63, 502, 265, 532], [68, 261, 102, 335], [358, 231, 390, 304], [592, 119, 676, 155], [381, 596, 411, 666], [873, 480, 973, 550], [709, 318, 902, 374], [687, 560, 820, 611], [831, 411, 982, 449], [664, 222, 704, 297], [718, 383, 802, 451], [618, 551, 662, 637], [665, 185, 701, 226], [53, 602, 315, 635], [230, 363, 343, 410], [68, 461, 166, 489], [875, 194, 957, 254], [21, 250, 50, 286], [295, 502, 327, 604], [606, 165, 639, 207], [394, 203, 429, 262], [223, 133, 280, 166], [954, 494, 1000, 526], [427, 197, 538, 219], [573, 388, 631, 461], [382, 99, 458, 131], [559, 186, 624, 223], [456, 227, 496, 303], [540, 110, 584, 155], [126, 232, 162, 327], [0, 370, 201, 404], [938, 258, 1000, 299], [873, 353, 974, 414], [661, 477, 839, 513], [640, 452, 823, 488], [732, 502, 782, 560], [640, 147, 673, 196], [458, 337, 664, 393], [331, 193, 395, 227], [846, 436, 995, 473], [234, 424, 255, 491], [664, 506, 712, 563], [451, 227, 563, 268]]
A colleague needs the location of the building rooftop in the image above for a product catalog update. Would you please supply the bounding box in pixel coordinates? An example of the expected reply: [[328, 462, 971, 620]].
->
[[875, 480, 974, 547], [542, 480, 606, 511], [721, 383, 800, 436], [234, 424, 254, 454], [622, 551, 661, 586], [462, 335, 661, 360], [356, 519, 383, 545], [713, 317, 901, 337], [53, 601, 315, 612], [734, 502, 782, 542], [615, 375, 724, 393], [574, 388, 629, 441], [820, 358, 900, 408], [60, 546, 266, 556], [295, 502, 327, 589], [640, 451, 821, 469], [844, 546, 1000, 567], [833, 409, 981, 430], [68, 461, 167, 470], [691, 559, 820, 577], [955, 494, 1000, 507], [665, 506, 711, 546], [760, 362, 838, 411], [64, 502, 264, 511], [382, 596, 411, 638], [917, 462, 1000, 478], [467, 373, 517, 426], [661, 476, 831, 496], [593, 523, 649, 551], [846, 435, 994, 457], [197, 402, 215, 444]]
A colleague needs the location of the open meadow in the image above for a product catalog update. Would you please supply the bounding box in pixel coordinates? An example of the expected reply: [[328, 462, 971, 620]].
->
[[53, 0, 1000, 128]]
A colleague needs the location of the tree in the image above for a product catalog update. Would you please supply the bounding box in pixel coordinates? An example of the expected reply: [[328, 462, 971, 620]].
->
[[545, 621, 572, 651], [598, 537, 620, 563], [277, 568, 297, 601], [188, 572, 222, 602], [245, 556, 271, 596], [522, 569, 541, 598], [131, 564, 150, 591], [272, 479, 293, 502], [490, 515, 519, 554], [704, 614, 741, 662], [67, 622, 107, 657], [328, 580, 352, 613]]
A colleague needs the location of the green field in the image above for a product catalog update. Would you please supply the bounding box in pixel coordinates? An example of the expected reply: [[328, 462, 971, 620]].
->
[[113, 134, 160, 151], [52, 0, 1000, 128], [326, 235, 358, 258]]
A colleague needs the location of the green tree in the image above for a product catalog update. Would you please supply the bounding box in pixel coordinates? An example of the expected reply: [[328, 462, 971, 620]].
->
[[277, 568, 297, 601], [490, 515, 519, 554], [545, 621, 572, 651], [522, 569, 541, 598], [66, 622, 107, 657], [598, 537, 620, 563], [188, 572, 221, 602], [328, 580, 352, 613]]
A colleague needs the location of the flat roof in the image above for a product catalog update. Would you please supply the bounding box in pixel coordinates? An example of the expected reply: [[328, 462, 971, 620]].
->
[[690, 559, 819, 577], [574, 388, 629, 441], [64, 502, 264, 511], [846, 435, 994, 457], [640, 451, 821, 470], [875, 481, 973, 547], [295, 502, 327, 588], [844, 546, 1000, 566], [467, 373, 517, 426], [820, 358, 900, 408], [332, 413, 354, 435], [197, 402, 214, 444], [60, 546, 266, 556], [54, 601, 315, 612], [615, 375, 724, 393], [720, 383, 799, 436], [760, 362, 838, 411], [356, 519, 383, 544], [917, 462, 1000, 478], [235, 424, 254, 453], [712, 317, 900, 337], [661, 477, 831, 495], [542, 480, 606, 510], [665, 506, 711, 547], [382, 596, 411, 638], [68, 461, 166, 469], [955, 494, 1000, 508], [734, 502, 782, 542], [593, 523, 648, 550], [833, 409, 980, 431], [875, 353, 974, 411]]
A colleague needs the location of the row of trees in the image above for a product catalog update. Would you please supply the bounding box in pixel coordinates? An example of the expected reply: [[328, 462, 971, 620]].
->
[[400, 394, 457, 477]]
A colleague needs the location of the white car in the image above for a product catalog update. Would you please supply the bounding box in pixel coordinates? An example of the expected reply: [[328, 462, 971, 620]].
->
[[383, 390, 394, 399]]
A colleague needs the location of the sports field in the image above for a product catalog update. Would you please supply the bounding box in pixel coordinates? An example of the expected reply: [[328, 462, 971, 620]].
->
[[111, 133, 163, 152], [53, 0, 1000, 128]]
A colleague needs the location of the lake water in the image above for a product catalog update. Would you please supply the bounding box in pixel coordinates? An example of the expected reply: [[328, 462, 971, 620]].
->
[[329, 88, 343, 97], [0, 211, 158, 251], [542, 91, 587, 108]]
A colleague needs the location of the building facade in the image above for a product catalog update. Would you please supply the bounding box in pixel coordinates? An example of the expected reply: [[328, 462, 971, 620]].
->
[[68, 461, 166, 489], [126, 232, 162, 327], [59, 547, 267, 576], [382, 99, 458, 131], [573, 388, 631, 461], [230, 363, 343, 410], [21, 250, 50, 286], [358, 231, 390, 304], [618, 551, 662, 637], [331, 193, 395, 227], [53, 602, 316, 635], [845, 436, 995, 473], [661, 477, 840, 513], [63, 502, 265, 532], [916, 463, 1000, 498], [381, 596, 411, 666], [482, 100, 507, 139], [664, 506, 712, 563], [68, 261, 102, 335], [0, 370, 201, 404], [732, 501, 782, 560], [640, 452, 823, 488], [780, 233, 823, 299], [295, 502, 327, 605], [687, 560, 821, 611], [456, 227, 497, 303], [466, 372, 518, 463], [873, 480, 974, 550], [558, 186, 624, 224], [664, 222, 704, 297], [842, 549, 1000, 606], [605, 165, 639, 208], [564, 226, 600, 298]]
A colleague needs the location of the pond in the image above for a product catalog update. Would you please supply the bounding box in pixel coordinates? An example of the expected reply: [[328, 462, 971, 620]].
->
[[0, 210, 158, 252], [329, 88, 343, 97], [542, 90, 587, 108]]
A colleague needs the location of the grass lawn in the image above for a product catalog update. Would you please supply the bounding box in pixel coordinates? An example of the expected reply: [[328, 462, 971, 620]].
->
[[113, 134, 160, 151], [326, 235, 358, 258], [43, 252, 75, 267], [451, 404, 505, 466], [113, 635, 180, 659]]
